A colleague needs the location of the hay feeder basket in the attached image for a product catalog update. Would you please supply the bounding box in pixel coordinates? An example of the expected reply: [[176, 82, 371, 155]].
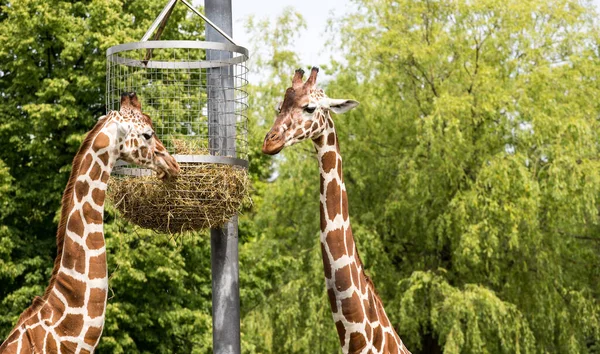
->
[[106, 0, 249, 234]]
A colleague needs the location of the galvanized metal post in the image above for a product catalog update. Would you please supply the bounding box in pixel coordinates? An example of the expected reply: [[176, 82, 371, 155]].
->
[[206, 0, 240, 353]]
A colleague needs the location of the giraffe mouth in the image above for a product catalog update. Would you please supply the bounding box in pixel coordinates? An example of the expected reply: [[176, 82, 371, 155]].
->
[[262, 131, 285, 155], [155, 153, 180, 180]]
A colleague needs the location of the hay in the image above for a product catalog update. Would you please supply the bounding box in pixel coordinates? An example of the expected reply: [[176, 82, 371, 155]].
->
[[108, 140, 250, 234]]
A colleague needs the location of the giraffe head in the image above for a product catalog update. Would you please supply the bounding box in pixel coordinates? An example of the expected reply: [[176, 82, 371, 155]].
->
[[112, 92, 180, 179], [262, 67, 359, 155]]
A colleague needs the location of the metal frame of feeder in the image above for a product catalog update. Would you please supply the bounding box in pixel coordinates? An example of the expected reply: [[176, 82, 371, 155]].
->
[[105, 0, 244, 352]]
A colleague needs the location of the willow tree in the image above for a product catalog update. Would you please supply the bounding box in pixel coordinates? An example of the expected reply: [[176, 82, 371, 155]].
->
[[323, 0, 600, 352]]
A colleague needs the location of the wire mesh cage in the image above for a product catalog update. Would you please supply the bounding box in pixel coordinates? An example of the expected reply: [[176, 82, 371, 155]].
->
[[106, 34, 249, 233]]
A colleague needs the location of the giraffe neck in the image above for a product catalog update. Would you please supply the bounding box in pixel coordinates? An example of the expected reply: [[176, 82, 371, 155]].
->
[[1, 115, 119, 353], [313, 118, 410, 354]]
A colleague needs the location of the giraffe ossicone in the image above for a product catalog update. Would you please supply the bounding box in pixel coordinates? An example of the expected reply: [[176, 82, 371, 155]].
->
[[263, 67, 411, 354], [0, 92, 179, 354]]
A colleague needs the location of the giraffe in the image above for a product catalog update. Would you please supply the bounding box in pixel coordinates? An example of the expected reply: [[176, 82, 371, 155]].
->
[[0, 92, 179, 354], [262, 68, 411, 354]]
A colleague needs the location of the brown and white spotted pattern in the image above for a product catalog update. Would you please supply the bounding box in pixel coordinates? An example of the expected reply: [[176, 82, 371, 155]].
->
[[0, 93, 179, 354], [263, 68, 411, 354]]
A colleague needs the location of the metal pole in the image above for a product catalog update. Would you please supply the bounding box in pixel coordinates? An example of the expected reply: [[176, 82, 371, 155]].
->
[[206, 0, 240, 354]]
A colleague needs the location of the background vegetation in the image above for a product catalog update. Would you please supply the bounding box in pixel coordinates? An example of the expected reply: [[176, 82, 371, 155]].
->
[[1, 0, 600, 353]]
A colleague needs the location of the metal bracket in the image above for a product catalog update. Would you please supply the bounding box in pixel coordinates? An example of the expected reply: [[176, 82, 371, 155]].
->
[[141, 0, 237, 46]]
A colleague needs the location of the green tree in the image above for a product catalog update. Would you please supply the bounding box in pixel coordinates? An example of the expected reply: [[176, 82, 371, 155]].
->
[[0, 1, 215, 352], [324, 0, 600, 352]]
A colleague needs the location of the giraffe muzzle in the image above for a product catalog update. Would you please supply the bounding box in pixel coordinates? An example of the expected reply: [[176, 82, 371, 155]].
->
[[262, 130, 285, 155], [155, 152, 180, 180]]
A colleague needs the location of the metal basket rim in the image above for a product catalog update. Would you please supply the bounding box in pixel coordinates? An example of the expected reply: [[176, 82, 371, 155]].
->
[[112, 154, 248, 176], [107, 40, 248, 55], [107, 40, 248, 59]]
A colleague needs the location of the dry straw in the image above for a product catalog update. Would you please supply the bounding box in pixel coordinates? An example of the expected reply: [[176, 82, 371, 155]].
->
[[108, 140, 250, 234]]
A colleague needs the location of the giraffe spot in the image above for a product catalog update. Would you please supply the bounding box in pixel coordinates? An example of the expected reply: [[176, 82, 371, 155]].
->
[[39, 302, 53, 322], [313, 135, 325, 147], [321, 151, 336, 173], [83, 202, 102, 224], [335, 264, 353, 292], [62, 236, 86, 274], [45, 334, 58, 353], [326, 228, 346, 261], [93, 132, 110, 152], [46, 293, 66, 324], [386, 332, 398, 353], [59, 340, 79, 353], [133, 150, 139, 159], [133, 139, 139, 147], [327, 288, 337, 313], [29, 324, 46, 349], [84, 326, 103, 346], [67, 211, 84, 237], [327, 132, 336, 146], [337, 159, 343, 181], [19, 333, 35, 352], [86, 232, 104, 250], [294, 129, 304, 138], [101, 171, 110, 183], [320, 242, 332, 279], [366, 290, 379, 323], [335, 320, 346, 347], [360, 272, 368, 292], [320, 174, 325, 195], [56, 273, 86, 307], [320, 202, 327, 232], [326, 179, 341, 221], [55, 314, 84, 337], [341, 292, 365, 323], [378, 306, 390, 327], [350, 263, 360, 289], [328, 117, 334, 127], [74, 180, 89, 203], [345, 227, 355, 257], [80, 349, 92, 354], [88, 288, 106, 318], [140, 146, 148, 158], [98, 152, 109, 166], [373, 325, 383, 351], [3, 330, 19, 348], [365, 322, 373, 343], [92, 188, 106, 206], [89, 253, 107, 279], [89, 162, 102, 181], [311, 122, 318, 133], [125, 140, 130, 147], [304, 121, 312, 130], [348, 331, 367, 353], [79, 154, 93, 175]]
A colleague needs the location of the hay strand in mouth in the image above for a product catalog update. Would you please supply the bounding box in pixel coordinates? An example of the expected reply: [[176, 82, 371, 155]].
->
[[108, 139, 250, 234]]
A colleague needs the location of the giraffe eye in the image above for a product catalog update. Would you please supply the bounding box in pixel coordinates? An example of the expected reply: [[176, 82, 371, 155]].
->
[[142, 132, 153, 140], [304, 106, 316, 114]]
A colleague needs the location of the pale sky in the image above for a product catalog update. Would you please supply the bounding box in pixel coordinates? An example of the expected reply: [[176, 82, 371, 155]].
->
[[231, 0, 353, 67], [193, 0, 600, 84], [193, 0, 352, 79]]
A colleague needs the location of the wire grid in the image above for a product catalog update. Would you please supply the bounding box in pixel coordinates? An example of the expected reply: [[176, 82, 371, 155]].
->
[[106, 45, 249, 160]]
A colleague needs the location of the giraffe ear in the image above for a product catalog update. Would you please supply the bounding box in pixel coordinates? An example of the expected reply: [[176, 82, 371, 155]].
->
[[328, 99, 359, 114]]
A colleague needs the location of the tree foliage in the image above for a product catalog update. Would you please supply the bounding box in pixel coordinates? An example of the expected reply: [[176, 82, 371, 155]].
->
[[1, 0, 600, 353]]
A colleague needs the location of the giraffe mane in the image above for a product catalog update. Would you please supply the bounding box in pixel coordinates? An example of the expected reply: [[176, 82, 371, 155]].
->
[[12, 115, 111, 329]]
